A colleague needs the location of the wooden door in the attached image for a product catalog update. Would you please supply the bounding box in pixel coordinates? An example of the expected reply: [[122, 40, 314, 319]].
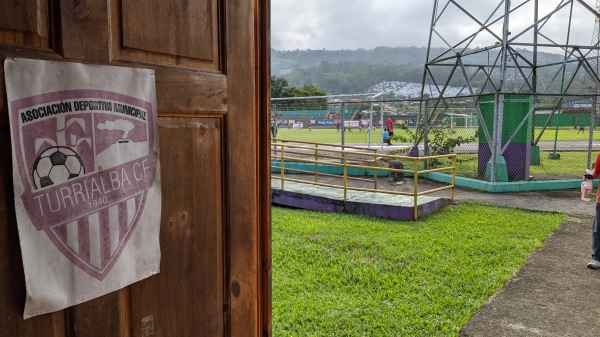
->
[[0, 0, 271, 336]]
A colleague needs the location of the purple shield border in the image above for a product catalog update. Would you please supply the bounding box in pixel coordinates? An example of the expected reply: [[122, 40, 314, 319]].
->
[[10, 89, 156, 194], [10, 89, 157, 280], [46, 192, 146, 280]]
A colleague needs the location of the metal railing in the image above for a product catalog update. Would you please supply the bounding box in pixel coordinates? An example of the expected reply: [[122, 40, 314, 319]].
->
[[271, 139, 457, 219]]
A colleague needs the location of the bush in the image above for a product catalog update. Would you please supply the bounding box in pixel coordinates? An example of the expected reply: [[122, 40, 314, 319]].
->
[[396, 120, 478, 166]]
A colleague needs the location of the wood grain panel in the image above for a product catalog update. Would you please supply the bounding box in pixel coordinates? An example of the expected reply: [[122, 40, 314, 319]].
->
[[0, 0, 40, 33], [109, 0, 218, 71], [129, 116, 224, 337], [66, 292, 122, 337], [257, 2, 273, 336], [121, 0, 213, 60], [225, 0, 261, 335], [0, 0, 49, 49], [59, 0, 110, 62], [154, 69, 227, 113], [1, 0, 270, 336]]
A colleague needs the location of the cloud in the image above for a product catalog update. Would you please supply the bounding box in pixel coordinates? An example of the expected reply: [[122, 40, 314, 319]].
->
[[272, 0, 430, 50], [98, 119, 135, 139], [271, 0, 597, 50]]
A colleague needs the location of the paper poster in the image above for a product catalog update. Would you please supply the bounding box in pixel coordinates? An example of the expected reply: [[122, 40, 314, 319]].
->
[[4, 58, 161, 319]]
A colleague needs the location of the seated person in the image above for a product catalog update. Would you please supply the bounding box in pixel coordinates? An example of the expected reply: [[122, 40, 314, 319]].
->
[[382, 128, 392, 145]]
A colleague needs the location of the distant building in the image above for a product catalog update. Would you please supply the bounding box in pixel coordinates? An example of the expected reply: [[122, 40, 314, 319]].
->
[[561, 100, 592, 114]]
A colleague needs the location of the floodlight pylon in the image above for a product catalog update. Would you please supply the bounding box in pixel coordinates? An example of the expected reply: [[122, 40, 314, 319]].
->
[[421, 0, 600, 99], [413, 0, 600, 182]]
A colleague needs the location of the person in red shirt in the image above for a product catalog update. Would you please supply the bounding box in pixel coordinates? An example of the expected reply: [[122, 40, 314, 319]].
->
[[586, 152, 600, 269], [386, 117, 394, 137]]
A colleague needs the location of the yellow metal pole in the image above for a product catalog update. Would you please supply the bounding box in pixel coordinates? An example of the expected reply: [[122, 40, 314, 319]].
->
[[280, 145, 285, 190], [373, 154, 378, 190], [413, 158, 419, 220], [451, 155, 456, 202], [314, 144, 319, 182], [343, 152, 348, 201]]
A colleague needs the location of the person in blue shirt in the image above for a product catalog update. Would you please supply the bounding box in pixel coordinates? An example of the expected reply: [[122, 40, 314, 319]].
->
[[382, 128, 392, 145]]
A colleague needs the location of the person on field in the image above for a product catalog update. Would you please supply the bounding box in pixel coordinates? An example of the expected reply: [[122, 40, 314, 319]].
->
[[270, 118, 278, 139], [382, 128, 392, 146], [386, 116, 394, 137], [585, 154, 600, 269]]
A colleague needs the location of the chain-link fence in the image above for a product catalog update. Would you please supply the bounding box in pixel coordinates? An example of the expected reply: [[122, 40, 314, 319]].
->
[[271, 95, 405, 150], [271, 94, 599, 182]]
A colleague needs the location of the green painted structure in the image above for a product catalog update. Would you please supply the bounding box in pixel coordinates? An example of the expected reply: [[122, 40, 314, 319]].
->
[[478, 94, 533, 181]]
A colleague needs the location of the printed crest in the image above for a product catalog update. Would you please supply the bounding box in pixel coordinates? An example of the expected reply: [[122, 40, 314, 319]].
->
[[11, 90, 157, 280]]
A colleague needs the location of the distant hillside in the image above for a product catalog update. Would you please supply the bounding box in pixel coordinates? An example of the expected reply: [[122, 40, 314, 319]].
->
[[271, 46, 430, 75], [272, 46, 565, 75], [271, 47, 572, 96], [371, 81, 467, 99]]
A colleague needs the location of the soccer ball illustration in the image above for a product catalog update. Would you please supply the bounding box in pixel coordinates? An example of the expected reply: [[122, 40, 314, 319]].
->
[[32, 146, 85, 189]]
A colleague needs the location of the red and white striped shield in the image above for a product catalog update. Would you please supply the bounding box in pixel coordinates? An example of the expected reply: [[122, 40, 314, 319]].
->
[[10, 89, 158, 281], [6, 58, 161, 319]]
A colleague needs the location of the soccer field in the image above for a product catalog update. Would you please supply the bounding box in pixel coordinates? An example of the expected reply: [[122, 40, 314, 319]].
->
[[273, 126, 479, 146], [274, 127, 381, 144], [273, 126, 599, 145]]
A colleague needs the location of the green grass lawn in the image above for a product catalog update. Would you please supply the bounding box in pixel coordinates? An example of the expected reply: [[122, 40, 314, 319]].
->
[[274, 127, 475, 145], [536, 126, 598, 141], [275, 127, 387, 145], [272, 204, 566, 336]]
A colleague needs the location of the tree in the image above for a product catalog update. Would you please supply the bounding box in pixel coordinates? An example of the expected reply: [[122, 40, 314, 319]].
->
[[271, 76, 328, 109], [283, 84, 323, 97], [271, 76, 327, 97], [396, 119, 478, 167], [271, 75, 290, 98]]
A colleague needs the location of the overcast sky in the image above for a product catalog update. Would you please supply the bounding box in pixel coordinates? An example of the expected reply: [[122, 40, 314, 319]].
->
[[271, 0, 597, 51]]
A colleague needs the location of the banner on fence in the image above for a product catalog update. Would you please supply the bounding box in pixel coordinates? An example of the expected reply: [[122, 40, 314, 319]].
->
[[4, 58, 161, 319]]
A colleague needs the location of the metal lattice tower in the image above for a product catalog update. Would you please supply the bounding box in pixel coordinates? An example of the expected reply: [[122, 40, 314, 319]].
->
[[422, 0, 600, 98], [421, 0, 600, 100], [583, 0, 600, 93], [585, 0, 600, 168], [418, 1, 600, 135], [416, 0, 600, 181], [594, 0, 600, 85]]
